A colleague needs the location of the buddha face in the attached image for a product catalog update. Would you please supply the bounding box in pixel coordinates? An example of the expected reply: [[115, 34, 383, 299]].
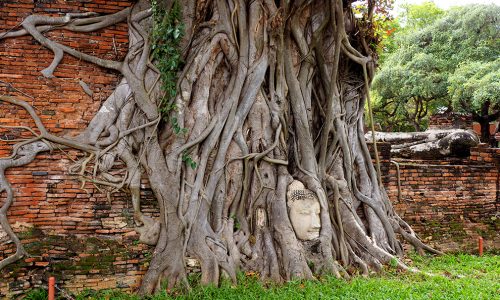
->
[[289, 197, 321, 240]]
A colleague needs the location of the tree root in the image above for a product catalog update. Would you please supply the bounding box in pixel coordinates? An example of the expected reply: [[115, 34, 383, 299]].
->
[[0, 0, 442, 292]]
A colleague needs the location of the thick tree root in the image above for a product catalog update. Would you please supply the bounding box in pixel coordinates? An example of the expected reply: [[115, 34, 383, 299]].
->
[[0, 141, 50, 269], [0, 0, 442, 292]]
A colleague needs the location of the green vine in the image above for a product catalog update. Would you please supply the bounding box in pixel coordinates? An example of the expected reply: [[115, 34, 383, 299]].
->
[[152, 1, 197, 169], [151, 0, 184, 121], [182, 150, 197, 170]]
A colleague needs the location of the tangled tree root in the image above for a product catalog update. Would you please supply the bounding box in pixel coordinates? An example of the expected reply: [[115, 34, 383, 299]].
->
[[0, 0, 442, 294]]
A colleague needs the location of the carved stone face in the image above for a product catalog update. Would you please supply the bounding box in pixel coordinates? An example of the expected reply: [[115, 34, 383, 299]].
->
[[287, 180, 321, 240]]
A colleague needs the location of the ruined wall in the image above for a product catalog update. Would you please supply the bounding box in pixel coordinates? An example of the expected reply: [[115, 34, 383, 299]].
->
[[428, 112, 473, 130], [372, 143, 499, 253], [0, 0, 156, 297]]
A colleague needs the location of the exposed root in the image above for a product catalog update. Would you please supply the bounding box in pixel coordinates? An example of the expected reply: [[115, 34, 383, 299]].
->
[[0, 0, 441, 292], [0, 141, 50, 270]]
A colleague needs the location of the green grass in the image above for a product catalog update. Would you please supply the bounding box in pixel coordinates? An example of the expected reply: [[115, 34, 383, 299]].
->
[[26, 253, 499, 300]]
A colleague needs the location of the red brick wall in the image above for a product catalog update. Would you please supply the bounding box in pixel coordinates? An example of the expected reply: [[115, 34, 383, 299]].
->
[[373, 143, 499, 252], [0, 0, 157, 297], [428, 113, 473, 130]]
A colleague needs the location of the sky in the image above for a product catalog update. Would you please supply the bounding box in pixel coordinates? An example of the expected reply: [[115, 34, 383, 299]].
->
[[395, 0, 500, 10]]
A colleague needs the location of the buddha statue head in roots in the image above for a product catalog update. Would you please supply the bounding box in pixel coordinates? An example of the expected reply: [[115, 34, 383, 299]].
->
[[287, 180, 321, 240]]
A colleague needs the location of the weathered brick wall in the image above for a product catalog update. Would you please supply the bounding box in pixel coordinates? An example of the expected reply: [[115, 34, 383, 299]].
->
[[371, 143, 499, 252], [428, 112, 473, 130], [0, 0, 157, 297]]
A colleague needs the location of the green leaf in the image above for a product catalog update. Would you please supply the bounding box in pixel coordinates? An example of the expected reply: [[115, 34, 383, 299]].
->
[[371, 4, 499, 131]]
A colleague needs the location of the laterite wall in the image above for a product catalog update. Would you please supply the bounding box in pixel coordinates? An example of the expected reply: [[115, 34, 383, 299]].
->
[[0, 0, 499, 298]]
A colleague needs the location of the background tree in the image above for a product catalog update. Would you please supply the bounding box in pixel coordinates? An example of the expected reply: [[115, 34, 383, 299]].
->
[[371, 3, 499, 136], [0, 0, 438, 295], [400, 0, 444, 30], [449, 59, 500, 142]]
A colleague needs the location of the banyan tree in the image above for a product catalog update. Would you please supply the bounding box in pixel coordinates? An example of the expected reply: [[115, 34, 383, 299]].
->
[[0, 0, 439, 295]]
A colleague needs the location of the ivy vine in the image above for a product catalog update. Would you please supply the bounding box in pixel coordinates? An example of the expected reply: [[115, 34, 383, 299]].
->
[[151, 1, 196, 170], [151, 0, 184, 121]]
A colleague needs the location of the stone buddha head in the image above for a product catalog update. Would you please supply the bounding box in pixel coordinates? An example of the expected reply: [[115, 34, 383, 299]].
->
[[287, 180, 321, 240]]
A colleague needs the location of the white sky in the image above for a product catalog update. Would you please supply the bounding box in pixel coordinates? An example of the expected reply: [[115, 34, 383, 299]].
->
[[395, 0, 500, 10]]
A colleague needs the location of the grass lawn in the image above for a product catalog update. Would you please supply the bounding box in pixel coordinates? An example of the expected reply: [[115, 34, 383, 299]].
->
[[25, 253, 499, 300]]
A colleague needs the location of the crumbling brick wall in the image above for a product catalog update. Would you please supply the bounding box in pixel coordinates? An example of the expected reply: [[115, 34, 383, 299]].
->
[[428, 112, 473, 130], [0, 0, 155, 297], [371, 143, 499, 253]]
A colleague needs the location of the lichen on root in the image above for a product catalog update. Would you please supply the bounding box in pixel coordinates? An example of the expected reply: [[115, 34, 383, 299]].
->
[[0, 0, 442, 295]]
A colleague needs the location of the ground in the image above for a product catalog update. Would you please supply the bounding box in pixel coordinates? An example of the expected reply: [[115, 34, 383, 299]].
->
[[24, 253, 500, 300]]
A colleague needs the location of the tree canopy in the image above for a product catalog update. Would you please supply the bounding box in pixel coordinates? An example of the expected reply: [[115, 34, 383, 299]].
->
[[371, 3, 499, 136]]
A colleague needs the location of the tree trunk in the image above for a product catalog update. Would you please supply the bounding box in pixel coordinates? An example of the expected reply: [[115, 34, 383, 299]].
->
[[0, 0, 440, 294], [366, 130, 480, 158], [478, 118, 490, 143], [476, 101, 492, 143]]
